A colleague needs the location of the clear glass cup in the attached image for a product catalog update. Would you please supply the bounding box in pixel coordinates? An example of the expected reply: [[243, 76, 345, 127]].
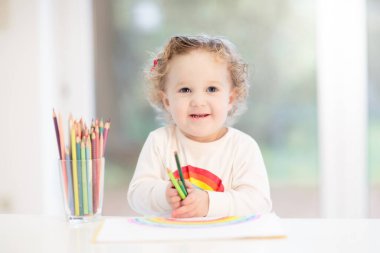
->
[[58, 158, 105, 222]]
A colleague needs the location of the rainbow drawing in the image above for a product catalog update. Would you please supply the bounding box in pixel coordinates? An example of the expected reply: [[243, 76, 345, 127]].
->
[[128, 215, 260, 229], [172, 165, 224, 192]]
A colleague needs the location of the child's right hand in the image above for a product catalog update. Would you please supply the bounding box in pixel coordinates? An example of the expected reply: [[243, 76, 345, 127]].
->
[[165, 181, 181, 209]]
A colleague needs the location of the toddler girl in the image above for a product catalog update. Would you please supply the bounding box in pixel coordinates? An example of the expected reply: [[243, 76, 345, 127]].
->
[[128, 35, 272, 218]]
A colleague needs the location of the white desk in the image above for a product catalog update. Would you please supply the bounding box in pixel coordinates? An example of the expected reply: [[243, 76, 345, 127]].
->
[[0, 214, 379, 253]]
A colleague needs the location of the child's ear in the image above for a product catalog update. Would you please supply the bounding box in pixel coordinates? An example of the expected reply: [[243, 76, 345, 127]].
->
[[160, 91, 170, 110], [228, 88, 237, 109]]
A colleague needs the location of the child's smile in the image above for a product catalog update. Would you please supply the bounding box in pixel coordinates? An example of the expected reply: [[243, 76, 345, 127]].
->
[[189, 113, 210, 120]]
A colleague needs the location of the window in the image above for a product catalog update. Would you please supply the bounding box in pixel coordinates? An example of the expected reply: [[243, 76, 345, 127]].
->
[[368, 0, 380, 218]]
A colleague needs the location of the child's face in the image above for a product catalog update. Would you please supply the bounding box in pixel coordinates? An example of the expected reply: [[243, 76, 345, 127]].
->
[[162, 49, 235, 142]]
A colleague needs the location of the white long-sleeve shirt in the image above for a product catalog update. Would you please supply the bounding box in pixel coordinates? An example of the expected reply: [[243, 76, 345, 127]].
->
[[127, 125, 272, 217]]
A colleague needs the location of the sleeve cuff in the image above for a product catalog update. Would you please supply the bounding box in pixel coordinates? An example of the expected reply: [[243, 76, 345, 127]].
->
[[153, 181, 172, 212], [206, 191, 230, 217]]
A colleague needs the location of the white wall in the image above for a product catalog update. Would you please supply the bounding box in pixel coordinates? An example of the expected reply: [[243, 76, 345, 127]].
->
[[0, 0, 42, 214], [0, 0, 94, 215]]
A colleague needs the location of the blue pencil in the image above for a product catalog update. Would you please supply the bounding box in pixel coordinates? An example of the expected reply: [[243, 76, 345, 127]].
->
[[65, 149, 74, 215], [76, 137, 84, 216]]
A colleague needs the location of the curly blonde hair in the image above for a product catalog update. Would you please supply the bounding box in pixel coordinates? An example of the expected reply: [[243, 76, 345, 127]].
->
[[145, 35, 249, 125]]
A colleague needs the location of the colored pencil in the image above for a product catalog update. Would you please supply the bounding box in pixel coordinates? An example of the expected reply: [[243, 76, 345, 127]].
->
[[81, 139, 89, 215], [65, 148, 74, 214], [103, 120, 110, 156], [95, 126, 100, 158], [79, 118, 83, 138], [98, 132, 104, 212], [86, 136, 93, 214], [95, 125, 101, 213], [76, 136, 83, 216], [91, 131, 98, 213], [99, 119, 104, 136], [99, 132, 103, 159], [167, 168, 186, 200], [174, 151, 187, 196], [52, 110, 62, 159], [58, 113, 66, 160], [58, 113, 68, 200], [71, 121, 80, 216], [177, 180, 187, 198]]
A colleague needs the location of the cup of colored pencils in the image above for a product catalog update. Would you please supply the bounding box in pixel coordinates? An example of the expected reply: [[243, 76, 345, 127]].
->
[[53, 109, 110, 222]]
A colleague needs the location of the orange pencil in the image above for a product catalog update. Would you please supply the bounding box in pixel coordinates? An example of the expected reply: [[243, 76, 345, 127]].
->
[[103, 120, 111, 156], [99, 132, 103, 159], [95, 125, 100, 158]]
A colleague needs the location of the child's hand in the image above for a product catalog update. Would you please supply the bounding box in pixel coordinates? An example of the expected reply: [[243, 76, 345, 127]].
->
[[171, 180, 209, 218], [165, 181, 181, 209]]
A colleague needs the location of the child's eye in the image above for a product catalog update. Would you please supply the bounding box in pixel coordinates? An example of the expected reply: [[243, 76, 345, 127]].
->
[[179, 87, 191, 93], [206, 86, 218, 93]]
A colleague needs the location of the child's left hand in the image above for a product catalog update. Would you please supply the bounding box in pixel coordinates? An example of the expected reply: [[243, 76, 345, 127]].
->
[[171, 180, 209, 218]]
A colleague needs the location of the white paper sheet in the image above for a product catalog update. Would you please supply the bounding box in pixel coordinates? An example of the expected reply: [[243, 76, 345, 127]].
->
[[94, 213, 286, 242]]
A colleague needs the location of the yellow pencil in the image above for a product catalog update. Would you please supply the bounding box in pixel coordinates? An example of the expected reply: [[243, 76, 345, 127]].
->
[[167, 168, 186, 200]]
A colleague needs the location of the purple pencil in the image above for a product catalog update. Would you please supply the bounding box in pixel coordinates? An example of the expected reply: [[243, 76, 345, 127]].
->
[[52, 109, 62, 159]]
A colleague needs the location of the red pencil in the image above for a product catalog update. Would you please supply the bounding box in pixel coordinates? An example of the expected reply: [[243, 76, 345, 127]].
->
[[58, 113, 65, 159], [95, 126, 101, 213], [58, 112, 68, 199], [91, 131, 98, 212]]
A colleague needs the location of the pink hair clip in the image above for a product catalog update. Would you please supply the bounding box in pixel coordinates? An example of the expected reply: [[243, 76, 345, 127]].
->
[[150, 58, 158, 72]]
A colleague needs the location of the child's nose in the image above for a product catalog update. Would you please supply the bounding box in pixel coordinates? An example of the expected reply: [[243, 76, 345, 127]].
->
[[189, 92, 206, 107]]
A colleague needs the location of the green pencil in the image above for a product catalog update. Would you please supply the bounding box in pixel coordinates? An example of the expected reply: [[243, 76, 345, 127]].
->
[[71, 121, 79, 216], [177, 180, 187, 198], [81, 139, 89, 215], [167, 168, 186, 200], [174, 151, 188, 195]]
